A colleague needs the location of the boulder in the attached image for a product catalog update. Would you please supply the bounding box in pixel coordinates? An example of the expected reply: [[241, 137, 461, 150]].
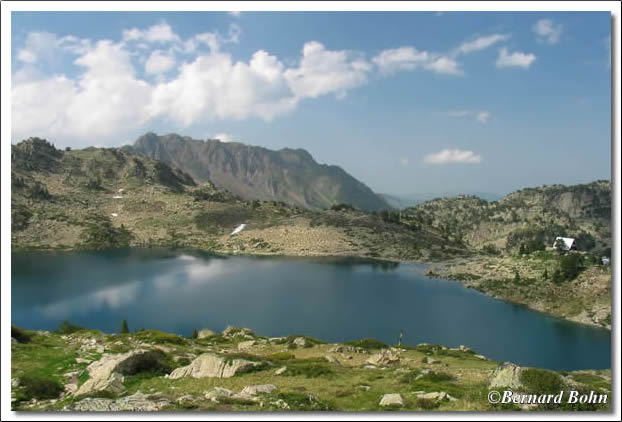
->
[[204, 387, 234, 402], [168, 353, 259, 379], [459, 345, 472, 353], [474, 354, 488, 361], [65, 392, 170, 411], [422, 356, 440, 364], [417, 391, 447, 401], [75, 349, 166, 396], [379, 393, 404, 407], [11, 337, 18, 344], [366, 349, 400, 366], [488, 362, 523, 390], [292, 337, 307, 347], [240, 384, 277, 396], [275, 366, 287, 375], [197, 329, 217, 339], [237, 340, 256, 350]]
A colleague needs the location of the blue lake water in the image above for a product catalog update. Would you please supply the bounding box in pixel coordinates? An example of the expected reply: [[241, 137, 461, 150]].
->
[[11, 248, 611, 371]]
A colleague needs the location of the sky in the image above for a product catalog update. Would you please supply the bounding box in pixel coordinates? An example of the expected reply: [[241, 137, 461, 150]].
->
[[10, 11, 612, 196]]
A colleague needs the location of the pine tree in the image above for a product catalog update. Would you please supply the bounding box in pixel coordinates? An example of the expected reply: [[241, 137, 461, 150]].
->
[[120, 319, 129, 334], [191, 329, 198, 339]]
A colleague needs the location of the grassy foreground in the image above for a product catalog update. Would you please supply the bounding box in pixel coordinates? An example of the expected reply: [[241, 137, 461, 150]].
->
[[11, 325, 611, 412]]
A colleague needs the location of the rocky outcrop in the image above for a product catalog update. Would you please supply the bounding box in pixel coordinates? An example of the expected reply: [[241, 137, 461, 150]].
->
[[75, 350, 167, 396], [379, 393, 404, 407], [488, 362, 523, 389], [197, 329, 216, 339], [240, 384, 277, 396], [204, 387, 235, 402], [222, 326, 255, 339], [168, 354, 259, 379], [65, 392, 170, 411], [292, 337, 307, 347], [237, 340, 256, 350], [366, 349, 400, 366]]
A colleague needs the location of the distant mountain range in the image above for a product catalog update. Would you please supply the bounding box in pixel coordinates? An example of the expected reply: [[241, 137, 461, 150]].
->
[[125, 133, 390, 212], [380, 192, 503, 210]]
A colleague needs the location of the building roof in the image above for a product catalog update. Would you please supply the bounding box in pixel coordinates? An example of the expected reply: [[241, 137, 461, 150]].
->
[[554, 237, 575, 250]]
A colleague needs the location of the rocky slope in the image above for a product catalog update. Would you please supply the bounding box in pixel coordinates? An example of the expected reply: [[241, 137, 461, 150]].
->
[[11, 325, 611, 412], [126, 132, 390, 212], [402, 180, 611, 254], [10, 138, 455, 262]]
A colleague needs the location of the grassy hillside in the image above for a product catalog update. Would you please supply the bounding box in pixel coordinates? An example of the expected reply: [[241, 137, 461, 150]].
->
[[11, 325, 611, 412]]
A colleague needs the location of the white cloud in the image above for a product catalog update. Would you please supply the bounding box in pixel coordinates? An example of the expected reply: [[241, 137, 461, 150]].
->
[[446, 110, 491, 123], [532, 19, 563, 45], [148, 49, 297, 125], [15, 31, 92, 64], [13, 40, 152, 141], [372, 47, 429, 74], [476, 111, 490, 123], [496, 47, 536, 68], [455, 34, 510, 55], [284, 41, 372, 99], [17, 49, 37, 63], [123, 22, 180, 43], [145, 50, 176, 74], [424, 56, 462, 75], [424, 149, 481, 164], [211, 133, 236, 142], [373, 47, 461, 75]]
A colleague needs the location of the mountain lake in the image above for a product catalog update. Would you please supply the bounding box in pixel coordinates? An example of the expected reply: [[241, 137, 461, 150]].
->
[[11, 248, 611, 371]]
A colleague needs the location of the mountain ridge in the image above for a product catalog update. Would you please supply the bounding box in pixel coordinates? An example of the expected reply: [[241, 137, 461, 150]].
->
[[124, 132, 390, 212]]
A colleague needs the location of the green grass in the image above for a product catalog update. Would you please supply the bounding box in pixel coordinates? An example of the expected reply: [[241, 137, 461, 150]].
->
[[283, 360, 335, 379], [134, 330, 187, 345]]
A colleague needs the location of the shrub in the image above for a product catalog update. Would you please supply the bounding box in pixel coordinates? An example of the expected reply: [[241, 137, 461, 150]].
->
[[520, 368, 564, 395], [416, 397, 440, 410], [330, 203, 356, 212], [399, 369, 422, 384], [344, 338, 388, 350], [55, 320, 85, 335], [19, 376, 63, 400], [134, 330, 186, 345], [11, 325, 32, 343], [79, 217, 133, 249], [271, 392, 333, 411], [284, 361, 335, 378], [482, 244, 501, 256]]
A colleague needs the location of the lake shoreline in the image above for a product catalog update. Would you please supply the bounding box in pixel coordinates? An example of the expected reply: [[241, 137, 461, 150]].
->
[[11, 243, 611, 331]]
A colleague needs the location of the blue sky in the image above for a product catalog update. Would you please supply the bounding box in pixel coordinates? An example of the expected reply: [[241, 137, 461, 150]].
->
[[11, 11, 611, 196]]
